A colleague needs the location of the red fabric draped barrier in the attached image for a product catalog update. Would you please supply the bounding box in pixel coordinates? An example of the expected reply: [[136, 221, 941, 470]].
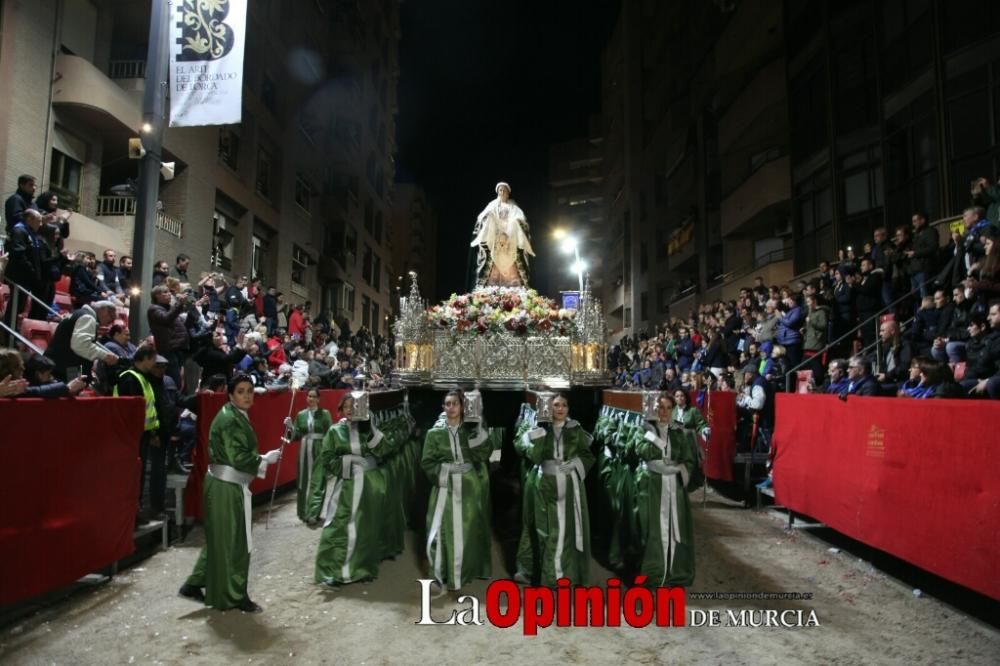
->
[[184, 389, 350, 521], [773, 393, 1000, 601], [0, 397, 144, 605], [697, 390, 736, 482]]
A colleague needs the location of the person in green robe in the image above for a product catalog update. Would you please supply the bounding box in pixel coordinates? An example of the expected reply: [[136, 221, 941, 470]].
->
[[422, 389, 492, 590], [515, 394, 594, 586], [671, 389, 710, 491], [179, 373, 281, 613], [284, 387, 334, 524], [314, 393, 391, 585], [634, 394, 697, 587]]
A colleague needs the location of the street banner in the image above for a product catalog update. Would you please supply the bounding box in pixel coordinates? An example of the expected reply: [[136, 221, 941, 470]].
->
[[169, 0, 247, 127]]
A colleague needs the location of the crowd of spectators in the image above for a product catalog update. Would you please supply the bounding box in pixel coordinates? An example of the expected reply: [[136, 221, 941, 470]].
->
[[2, 174, 398, 520], [610, 187, 1000, 402]]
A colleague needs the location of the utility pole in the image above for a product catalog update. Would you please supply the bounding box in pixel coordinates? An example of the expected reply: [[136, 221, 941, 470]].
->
[[130, 0, 169, 343]]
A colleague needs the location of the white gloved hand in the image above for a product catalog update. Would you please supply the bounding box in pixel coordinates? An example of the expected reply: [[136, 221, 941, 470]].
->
[[559, 459, 578, 475], [528, 427, 546, 440], [262, 449, 281, 465], [702, 427, 711, 440], [643, 430, 659, 443], [283, 416, 292, 427]]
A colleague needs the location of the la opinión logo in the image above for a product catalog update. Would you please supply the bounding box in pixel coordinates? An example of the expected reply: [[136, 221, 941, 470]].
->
[[415, 577, 686, 635]]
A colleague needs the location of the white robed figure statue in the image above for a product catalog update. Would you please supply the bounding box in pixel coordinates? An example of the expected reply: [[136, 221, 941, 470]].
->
[[471, 181, 535, 288]]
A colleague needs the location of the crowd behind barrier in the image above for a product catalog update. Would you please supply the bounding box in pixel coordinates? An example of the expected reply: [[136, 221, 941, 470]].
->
[[610, 203, 1000, 404]]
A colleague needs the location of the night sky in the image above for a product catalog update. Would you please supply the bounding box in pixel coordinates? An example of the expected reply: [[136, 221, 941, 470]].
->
[[396, 0, 620, 301]]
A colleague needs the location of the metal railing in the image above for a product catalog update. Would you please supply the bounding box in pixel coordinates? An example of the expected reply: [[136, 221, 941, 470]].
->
[[6, 280, 59, 319], [96, 196, 137, 216], [156, 211, 183, 238], [784, 255, 957, 391], [0, 318, 44, 354], [109, 60, 146, 79], [94, 197, 182, 238]]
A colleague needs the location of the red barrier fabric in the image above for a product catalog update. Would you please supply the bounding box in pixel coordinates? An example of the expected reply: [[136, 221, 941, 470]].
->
[[773, 393, 1000, 601], [0, 397, 144, 605], [184, 389, 350, 521], [697, 390, 737, 482]]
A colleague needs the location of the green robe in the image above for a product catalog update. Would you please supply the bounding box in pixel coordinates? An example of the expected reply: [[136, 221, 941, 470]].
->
[[633, 421, 697, 587], [515, 420, 595, 585], [607, 420, 641, 571], [672, 406, 709, 491], [291, 407, 334, 523], [185, 403, 266, 610], [421, 423, 492, 590], [374, 415, 408, 559], [314, 419, 391, 584]]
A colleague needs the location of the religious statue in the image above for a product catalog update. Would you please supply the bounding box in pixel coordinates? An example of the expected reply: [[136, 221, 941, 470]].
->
[[471, 182, 535, 288]]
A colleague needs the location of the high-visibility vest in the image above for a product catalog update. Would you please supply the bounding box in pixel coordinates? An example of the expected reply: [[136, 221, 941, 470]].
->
[[114, 369, 160, 432]]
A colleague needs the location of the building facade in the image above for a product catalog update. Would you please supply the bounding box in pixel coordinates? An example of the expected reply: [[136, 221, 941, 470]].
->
[[597, 0, 1000, 337], [547, 121, 606, 296], [0, 0, 401, 335], [388, 183, 438, 303]]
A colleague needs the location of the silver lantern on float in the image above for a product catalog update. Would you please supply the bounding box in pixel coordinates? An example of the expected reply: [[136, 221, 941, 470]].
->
[[642, 391, 664, 422], [463, 389, 483, 423], [534, 391, 557, 423], [350, 390, 371, 421]]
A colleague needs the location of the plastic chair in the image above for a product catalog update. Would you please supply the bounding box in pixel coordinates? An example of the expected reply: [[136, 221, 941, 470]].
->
[[19, 318, 57, 351], [795, 370, 813, 394], [116, 306, 129, 329], [54, 291, 73, 313]]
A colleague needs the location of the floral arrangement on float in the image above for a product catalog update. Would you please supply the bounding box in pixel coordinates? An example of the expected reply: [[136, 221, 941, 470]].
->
[[426, 287, 577, 336]]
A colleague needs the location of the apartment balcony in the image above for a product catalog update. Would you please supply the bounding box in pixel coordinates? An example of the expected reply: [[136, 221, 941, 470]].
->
[[720, 156, 790, 238], [52, 53, 142, 134], [93, 196, 184, 247], [60, 209, 130, 258], [318, 251, 357, 284]]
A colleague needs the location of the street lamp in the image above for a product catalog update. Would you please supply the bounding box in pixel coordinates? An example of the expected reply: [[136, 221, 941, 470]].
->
[[558, 234, 584, 293]]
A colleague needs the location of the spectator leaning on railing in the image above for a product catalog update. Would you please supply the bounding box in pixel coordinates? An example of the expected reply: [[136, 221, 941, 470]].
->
[[44, 300, 119, 381]]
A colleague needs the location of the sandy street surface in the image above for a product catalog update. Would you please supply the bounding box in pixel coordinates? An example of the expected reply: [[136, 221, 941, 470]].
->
[[1, 488, 997, 666]]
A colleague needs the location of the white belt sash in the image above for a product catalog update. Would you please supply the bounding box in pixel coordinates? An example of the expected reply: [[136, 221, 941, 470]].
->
[[208, 464, 255, 553], [299, 434, 323, 496], [426, 461, 475, 588], [539, 458, 585, 579], [645, 458, 689, 586], [316, 453, 379, 582]]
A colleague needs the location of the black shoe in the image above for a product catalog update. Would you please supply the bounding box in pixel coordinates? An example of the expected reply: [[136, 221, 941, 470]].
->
[[236, 598, 263, 613], [178, 584, 205, 602]]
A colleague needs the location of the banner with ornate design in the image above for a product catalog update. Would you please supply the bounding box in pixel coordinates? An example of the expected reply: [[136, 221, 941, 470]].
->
[[169, 0, 247, 127]]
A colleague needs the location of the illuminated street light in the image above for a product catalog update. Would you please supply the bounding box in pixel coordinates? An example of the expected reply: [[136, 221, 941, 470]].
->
[[560, 236, 578, 255], [552, 229, 585, 293]]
